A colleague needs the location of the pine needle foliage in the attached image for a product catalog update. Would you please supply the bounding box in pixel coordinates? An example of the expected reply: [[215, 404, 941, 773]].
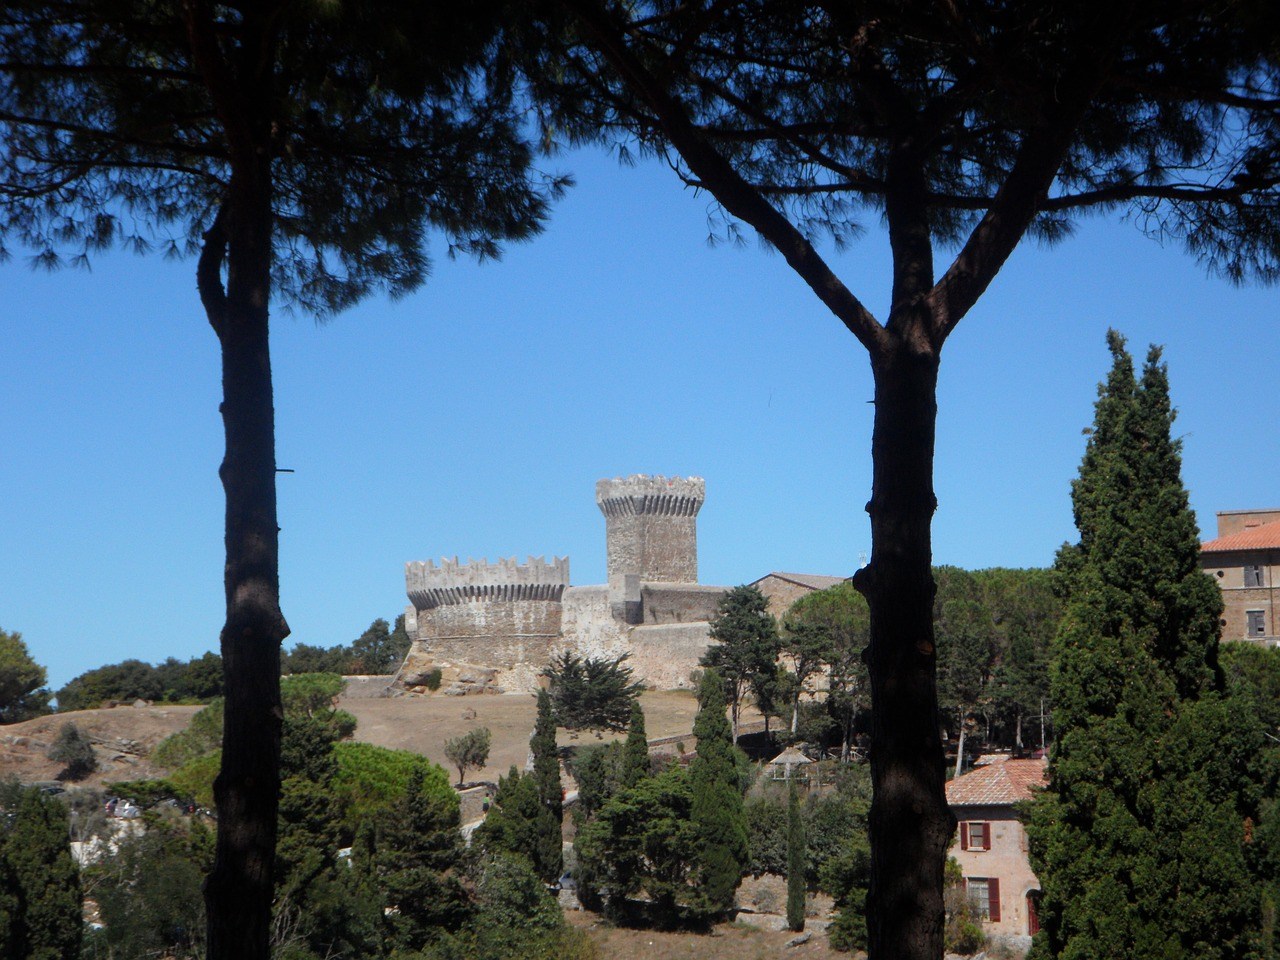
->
[[1027, 331, 1280, 960], [531, 690, 564, 882], [688, 668, 749, 920], [786, 781, 807, 933], [622, 699, 649, 788]]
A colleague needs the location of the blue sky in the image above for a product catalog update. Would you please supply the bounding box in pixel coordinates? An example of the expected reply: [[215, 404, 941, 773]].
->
[[3, 147, 1277, 692]]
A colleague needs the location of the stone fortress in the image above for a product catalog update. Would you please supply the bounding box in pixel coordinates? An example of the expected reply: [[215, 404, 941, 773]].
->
[[399, 476, 728, 694]]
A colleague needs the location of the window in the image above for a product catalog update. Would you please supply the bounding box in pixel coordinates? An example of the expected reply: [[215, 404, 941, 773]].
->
[[1248, 610, 1267, 638], [960, 821, 991, 851], [1245, 565, 1266, 587], [965, 877, 1001, 922]]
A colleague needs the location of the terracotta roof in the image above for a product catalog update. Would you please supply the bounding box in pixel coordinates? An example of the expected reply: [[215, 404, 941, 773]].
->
[[946, 758, 1047, 807], [1201, 520, 1280, 553], [755, 572, 848, 591]]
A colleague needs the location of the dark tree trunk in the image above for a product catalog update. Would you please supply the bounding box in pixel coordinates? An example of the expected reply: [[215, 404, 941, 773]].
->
[[855, 339, 954, 960], [181, 7, 287, 957], [200, 168, 288, 960]]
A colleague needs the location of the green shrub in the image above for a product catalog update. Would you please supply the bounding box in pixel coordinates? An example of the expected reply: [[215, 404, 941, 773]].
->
[[423, 668, 442, 691], [153, 698, 224, 769], [332, 741, 453, 831], [170, 751, 220, 808], [47, 721, 96, 780]]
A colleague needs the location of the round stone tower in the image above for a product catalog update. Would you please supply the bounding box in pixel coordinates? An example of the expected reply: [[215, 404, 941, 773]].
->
[[404, 555, 569, 670], [596, 475, 705, 592]]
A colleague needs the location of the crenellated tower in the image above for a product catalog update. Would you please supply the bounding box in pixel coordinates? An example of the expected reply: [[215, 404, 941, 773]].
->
[[596, 475, 705, 622], [404, 555, 569, 670]]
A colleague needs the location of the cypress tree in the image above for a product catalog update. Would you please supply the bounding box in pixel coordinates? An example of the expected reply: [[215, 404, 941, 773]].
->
[[1027, 332, 1274, 960], [622, 699, 649, 788], [1, 788, 81, 960], [531, 690, 564, 882], [689, 668, 749, 920], [786, 781, 806, 932]]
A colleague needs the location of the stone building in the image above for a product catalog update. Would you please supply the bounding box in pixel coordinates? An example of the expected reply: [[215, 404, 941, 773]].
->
[[946, 756, 1048, 941], [749, 571, 849, 622], [1199, 509, 1280, 645], [400, 476, 728, 693]]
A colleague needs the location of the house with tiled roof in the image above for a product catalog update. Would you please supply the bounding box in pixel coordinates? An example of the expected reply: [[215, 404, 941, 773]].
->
[[749, 571, 849, 621], [946, 756, 1048, 939], [1199, 509, 1280, 644]]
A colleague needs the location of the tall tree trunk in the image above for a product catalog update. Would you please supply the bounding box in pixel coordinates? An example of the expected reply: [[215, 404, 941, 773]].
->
[[954, 712, 966, 780], [856, 340, 954, 960], [200, 172, 288, 960]]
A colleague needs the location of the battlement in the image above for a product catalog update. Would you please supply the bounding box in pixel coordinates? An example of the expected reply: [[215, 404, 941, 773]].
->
[[406, 555, 569, 609], [596, 475, 705, 518]]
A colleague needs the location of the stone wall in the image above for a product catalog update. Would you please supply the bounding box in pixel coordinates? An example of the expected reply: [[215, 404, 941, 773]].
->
[[640, 584, 724, 624], [405, 556, 569, 671], [597, 476, 704, 591]]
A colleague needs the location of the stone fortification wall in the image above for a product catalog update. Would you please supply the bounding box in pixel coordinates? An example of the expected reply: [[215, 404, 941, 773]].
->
[[640, 584, 724, 624], [558, 586, 630, 660], [628, 623, 715, 689], [597, 475, 704, 592], [405, 556, 569, 671]]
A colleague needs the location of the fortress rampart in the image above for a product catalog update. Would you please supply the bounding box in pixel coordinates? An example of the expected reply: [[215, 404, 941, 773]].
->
[[406, 555, 569, 608], [404, 556, 569, 672], [400, 477, 721, 693]]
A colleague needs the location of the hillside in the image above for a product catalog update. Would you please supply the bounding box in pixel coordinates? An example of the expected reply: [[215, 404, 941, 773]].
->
[[0, 688, 737, 788]]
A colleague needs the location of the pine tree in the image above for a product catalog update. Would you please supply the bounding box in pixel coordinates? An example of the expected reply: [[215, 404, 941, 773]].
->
[[473, 766, 543, 867], [1, 788, 82, 960], [622, 699, 649, 788], [378, 770, 470, 949], [786, 782, 807, 933], [688, 668, 749, 920], [531, 691, 563, 882], [703, 585, 781, 743], [1027, 332, 1276, 960]]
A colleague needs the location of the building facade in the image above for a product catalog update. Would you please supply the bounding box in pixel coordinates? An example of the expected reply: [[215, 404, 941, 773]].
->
[[1199, 509, 1280, 645], [946, 756, 1048, 940]]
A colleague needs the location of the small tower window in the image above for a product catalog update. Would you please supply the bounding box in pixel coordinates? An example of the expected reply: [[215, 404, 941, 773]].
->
[[1244, 565, 1266, 587]]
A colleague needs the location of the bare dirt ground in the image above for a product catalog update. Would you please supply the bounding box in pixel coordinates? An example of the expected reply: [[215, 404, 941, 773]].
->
[[0, 689, 746, 789], [0, 704, 203, 787], [567, 910, 855, 960], [341, 689, 717, 784]]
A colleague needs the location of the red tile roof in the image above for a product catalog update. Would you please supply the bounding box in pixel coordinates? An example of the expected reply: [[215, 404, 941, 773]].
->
[[946, 758, 1047, 807], [1201, 520, 1280, 553]]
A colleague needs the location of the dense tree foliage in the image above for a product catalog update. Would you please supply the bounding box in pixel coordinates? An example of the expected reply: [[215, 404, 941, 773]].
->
[[57, 653, 223, 710], [622, 700, 650, 788], [0, 786, 81, 960], [1027, 333, 1280, 960], [702, 585, 781, 743], [278, 616, 412, 676], [575, 765, 699, 924], [786, 583, 871, 761], [786, 782, 806, 932], [543, 652, 643, 733], [474, 767, 545, 864], [529, 5, 1280, 955], [530, 690, 564, 881], [89, 817, 213, 960], [0, 629, 51, 723], [688, 668, 749, 920]]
